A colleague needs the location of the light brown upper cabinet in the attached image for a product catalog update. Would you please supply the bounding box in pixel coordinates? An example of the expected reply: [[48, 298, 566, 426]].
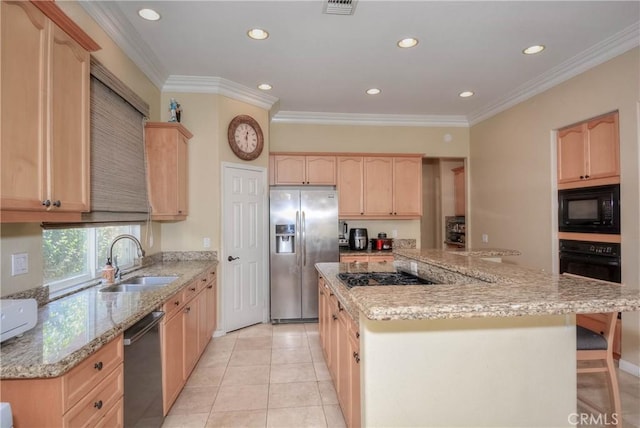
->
[[452, 166, 465, 216], [145, 123, 193, 221], [272, 154, 337, 185], [338, 154, 422, 219], [0, 1, 99, 223], [558, 111, 619, 189], [337, 156, 364, 217]]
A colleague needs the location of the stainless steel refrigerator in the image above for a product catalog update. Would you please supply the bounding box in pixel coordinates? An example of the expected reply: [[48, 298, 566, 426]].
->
[[270, 187, 338, 322]]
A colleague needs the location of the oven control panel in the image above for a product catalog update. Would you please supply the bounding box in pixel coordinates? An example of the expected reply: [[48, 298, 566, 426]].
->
[[559, 240, 620, 257]]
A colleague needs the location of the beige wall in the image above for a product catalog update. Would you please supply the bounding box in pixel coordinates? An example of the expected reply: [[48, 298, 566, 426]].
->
[[159, 93, 270, 252], [0, 2, 161, 297], [469, 48, 640, 367]]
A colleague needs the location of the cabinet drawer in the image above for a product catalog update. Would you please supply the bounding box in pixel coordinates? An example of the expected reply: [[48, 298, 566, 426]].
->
[[63, 363, 123, 427], [163, 291, 186, 319], [207, 268, 217, 284], [196, 272, 209, 292], [182, 280, 200, 301], [368, 254, 394, 263], [63, 335, 123, 411], [95, 397, 123, 428], [340, 255, 369, 263]]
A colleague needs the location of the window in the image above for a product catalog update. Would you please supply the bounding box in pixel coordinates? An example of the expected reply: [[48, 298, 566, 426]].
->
[[43, 225, 141, 292]]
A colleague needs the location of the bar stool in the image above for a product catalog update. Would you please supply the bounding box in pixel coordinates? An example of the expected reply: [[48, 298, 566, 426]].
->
[[576, 312, 621, 426]]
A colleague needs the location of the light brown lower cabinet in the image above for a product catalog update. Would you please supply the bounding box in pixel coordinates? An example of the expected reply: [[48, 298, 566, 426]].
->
[[318, 277, 361, 428], [340, 254, 394, 263], [160, 270, 217, 415], [0, 335, 124, 427]]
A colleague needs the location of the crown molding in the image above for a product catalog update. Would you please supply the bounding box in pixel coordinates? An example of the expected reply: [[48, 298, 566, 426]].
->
[[78, 0, 168, 89], [468, 22, 640, 126], [163, 76, 279, 110], [271, 111, 469, 127]]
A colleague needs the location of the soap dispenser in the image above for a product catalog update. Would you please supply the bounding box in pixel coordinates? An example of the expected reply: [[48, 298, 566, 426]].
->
[[102, 259, 115, 284]]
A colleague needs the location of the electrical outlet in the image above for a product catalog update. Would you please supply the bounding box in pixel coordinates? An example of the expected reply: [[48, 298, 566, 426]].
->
[[203, 237, 211, 248], [410, 261, 418, 272], [391, 229, 398, 238], [482, 234, 489, 243], [11, 253, 29, 276]]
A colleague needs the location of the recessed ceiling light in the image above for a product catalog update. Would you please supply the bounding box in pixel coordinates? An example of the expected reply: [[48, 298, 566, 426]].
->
[[138, 8, 161, 21], [247, 28, 269, 40], [258, 83, 272, 91], [366, 88, 381, 95], [523, 45, 545, 55], [459, 91, 474, 98], [397, 38, 419, 48]]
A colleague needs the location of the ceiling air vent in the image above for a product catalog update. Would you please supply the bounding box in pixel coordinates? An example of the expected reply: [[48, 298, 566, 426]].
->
[[323, 0, 358, 15]]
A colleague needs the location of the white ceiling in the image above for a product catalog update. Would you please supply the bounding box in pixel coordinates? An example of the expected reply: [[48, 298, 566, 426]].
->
[[80, 1, 639, 126]]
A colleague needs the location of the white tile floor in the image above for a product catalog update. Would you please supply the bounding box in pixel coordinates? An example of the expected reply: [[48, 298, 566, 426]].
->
[[162, 322, 346, 428], [163, 322, 640, 428]]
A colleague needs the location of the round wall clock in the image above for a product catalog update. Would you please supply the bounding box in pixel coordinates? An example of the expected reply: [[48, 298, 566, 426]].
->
[[227, 115, 264, 160]]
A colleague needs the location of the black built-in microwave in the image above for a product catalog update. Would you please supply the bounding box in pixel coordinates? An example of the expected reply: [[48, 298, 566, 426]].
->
[[558, 184, 620, 234]]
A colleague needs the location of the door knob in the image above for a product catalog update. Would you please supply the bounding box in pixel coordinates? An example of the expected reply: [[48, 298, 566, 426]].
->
[[228, 256, 239, 262]]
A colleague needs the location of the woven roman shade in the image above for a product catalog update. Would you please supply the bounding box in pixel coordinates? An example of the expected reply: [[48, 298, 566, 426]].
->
[[80, 59, 150, 223]]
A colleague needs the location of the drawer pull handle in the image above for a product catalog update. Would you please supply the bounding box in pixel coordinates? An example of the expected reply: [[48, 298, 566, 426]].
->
[[207, 285, 213, 289], [174, 300, 180, 306], [42, 199, 51, 207], [190, 287, 196, 292], [94, 361, 103, 371], [184, 307, 191, 313], [332, 314, 337, 320], [94, 400, 103, 410], [356, 332, 360, 339], [202, 278, 207, 282], [353, 352, 360, 363], [53, 200, 61, 207]]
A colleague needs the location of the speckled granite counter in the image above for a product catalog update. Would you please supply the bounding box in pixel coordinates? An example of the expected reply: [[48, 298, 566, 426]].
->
[[0, 260, 217, 379], [316, 248, 640, 322]]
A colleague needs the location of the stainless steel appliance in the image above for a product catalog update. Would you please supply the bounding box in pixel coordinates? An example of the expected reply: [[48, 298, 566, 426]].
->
[[349, 228, 368, 250], [270, 187, 339, 321], [124, 311, 165, 427], [559, 240, 621, 283], [338, 221, 349, 247], [558, 184, 620, 234]]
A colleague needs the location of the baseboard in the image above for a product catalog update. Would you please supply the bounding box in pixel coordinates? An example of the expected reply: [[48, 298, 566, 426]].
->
[[619, 359, 640, 377], [213, 328, 226, 338]]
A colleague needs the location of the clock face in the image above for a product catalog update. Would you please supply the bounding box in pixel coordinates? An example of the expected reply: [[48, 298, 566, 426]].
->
[[227, 115, 264, 160], [234, 123, 258, 153]]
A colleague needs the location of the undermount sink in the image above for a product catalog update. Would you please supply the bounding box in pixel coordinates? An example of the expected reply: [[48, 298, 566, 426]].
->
[[122, 276, 179, 285], [99, 276, 179, 293]]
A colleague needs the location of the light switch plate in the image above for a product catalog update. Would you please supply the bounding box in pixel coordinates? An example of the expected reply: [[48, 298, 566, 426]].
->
[[482, 234, 489, 243], [11, 253, 29, 276], [203, 237, 211, 248]]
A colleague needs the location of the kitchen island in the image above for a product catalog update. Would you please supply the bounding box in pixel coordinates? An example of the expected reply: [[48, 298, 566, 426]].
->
[[316, 248, 640, 427]]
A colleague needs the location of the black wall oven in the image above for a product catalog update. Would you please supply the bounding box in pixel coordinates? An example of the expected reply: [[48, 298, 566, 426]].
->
[[558, 184, 620, 234], [559, 240, 621, 283]]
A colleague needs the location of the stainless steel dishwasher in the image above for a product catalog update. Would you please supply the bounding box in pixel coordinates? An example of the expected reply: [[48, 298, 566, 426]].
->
[[124, 311, 165, 427]]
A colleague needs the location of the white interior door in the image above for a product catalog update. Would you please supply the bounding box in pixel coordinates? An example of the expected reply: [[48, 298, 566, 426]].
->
[[222, 163, 268, 332]]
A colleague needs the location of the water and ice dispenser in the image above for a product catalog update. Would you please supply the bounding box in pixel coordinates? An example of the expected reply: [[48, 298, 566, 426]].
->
[[275, 224, 295, 253]]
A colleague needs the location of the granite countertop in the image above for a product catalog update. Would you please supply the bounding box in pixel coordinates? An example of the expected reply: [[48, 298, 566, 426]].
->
[[0, 260, 217, 379], [316, 248, 640, 322]]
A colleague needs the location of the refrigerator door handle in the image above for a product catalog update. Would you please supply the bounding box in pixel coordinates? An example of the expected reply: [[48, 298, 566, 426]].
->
[[302, 210, 307, 266], [296, 210, 301, 266]]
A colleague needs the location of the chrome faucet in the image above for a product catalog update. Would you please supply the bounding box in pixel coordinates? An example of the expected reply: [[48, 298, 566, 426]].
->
[[108, 234, 146, 280]]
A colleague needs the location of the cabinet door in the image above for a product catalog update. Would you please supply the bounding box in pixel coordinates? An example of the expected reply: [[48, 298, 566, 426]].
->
[[306, 156, 336, 185], [337, 310, 350, 418], [348, 326, 361, 428], [586, 113, 619, 180], [49, 23, 90, 212], [557, 124, 586, 183], [337, 157, 364, 217], [392, 157, 422, 216], [363, 157, 393, 215], [176, 134, 189, 216], [197, 287, 209, 354], [328, 294, 340, 381], [182, 296, 200, 379], [1, 1, 48, 210], [161, 313, 184, 415], [205, 277, 217, 338], [274, 155, 306, 184]]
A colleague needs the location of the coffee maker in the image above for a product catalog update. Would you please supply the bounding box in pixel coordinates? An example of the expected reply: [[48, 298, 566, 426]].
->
[[348, 228, 368, 250], [339, 221, 349, 247]]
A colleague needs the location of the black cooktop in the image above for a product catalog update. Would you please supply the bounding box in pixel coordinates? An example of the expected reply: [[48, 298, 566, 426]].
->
[[337, 271, 435, 288]]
